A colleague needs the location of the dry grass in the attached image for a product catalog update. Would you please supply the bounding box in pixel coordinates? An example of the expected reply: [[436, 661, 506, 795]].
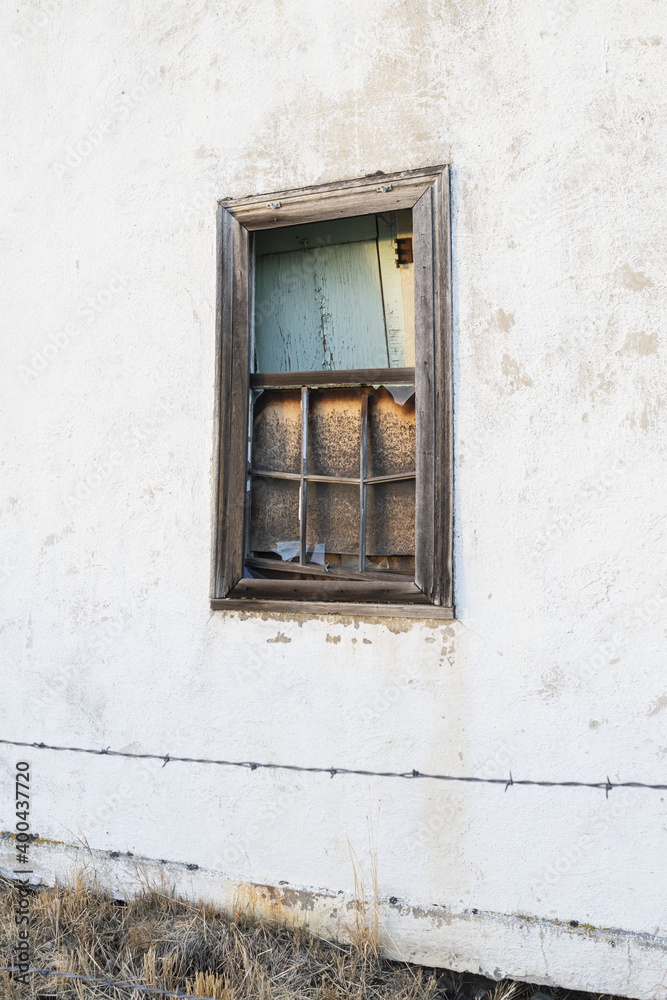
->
[[346, 827, 380, 961], [0, 872, 615, 1000]]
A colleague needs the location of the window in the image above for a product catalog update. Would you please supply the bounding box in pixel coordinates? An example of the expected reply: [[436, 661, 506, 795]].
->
[[212, 165, 452, 618]]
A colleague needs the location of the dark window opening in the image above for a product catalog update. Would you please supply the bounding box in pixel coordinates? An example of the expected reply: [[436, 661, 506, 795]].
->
[[247, 383, 415, 582], [246, 211, 416, 582]]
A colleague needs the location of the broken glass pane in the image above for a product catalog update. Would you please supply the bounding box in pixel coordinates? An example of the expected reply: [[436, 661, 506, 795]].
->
[[271, 540, 301, 562]]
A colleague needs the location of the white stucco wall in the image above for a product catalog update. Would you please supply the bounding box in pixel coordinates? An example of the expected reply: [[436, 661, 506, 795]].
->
[[1, 1, 666, 996]]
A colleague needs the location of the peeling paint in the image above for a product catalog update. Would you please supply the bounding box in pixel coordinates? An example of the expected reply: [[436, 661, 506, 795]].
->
[[616, 331, 657, 356], [495, 309, 515, 332], [501, 354, 533, 392], [618, 265, 654, 291], [647, 695, 667, 717], [223, 610, 446, 630], [267, 631, 292, 643]]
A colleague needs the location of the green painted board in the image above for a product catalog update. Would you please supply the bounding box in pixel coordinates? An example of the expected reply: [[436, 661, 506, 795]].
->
[[377, 214, 407, 366], [255, 240, 390, 371], [253, 212, 414, 372], [255, 215, 377, 256]]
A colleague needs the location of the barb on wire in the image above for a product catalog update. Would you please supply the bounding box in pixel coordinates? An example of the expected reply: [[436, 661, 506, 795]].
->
[[0, 737, 665, 792], [0, 966, 215, 999]]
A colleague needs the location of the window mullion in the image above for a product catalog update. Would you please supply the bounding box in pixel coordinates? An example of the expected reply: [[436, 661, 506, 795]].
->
[[299, 387, 309, 567], [359, 393, 369, 573]]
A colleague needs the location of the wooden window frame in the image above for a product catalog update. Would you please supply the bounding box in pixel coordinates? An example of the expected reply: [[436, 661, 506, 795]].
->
[[211, 164, 453, 620]]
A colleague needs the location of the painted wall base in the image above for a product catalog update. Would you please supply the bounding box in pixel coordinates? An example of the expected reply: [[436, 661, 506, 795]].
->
[[2, 838, 664, 1000]]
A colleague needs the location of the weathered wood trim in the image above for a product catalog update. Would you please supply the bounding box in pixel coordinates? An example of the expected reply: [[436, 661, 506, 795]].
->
[[413, 188, 435, 602], [222, 165, 447, 231], [244, 556, 411, 583], [250, 367, 415, 388], [224, 165, 445, 208], [299, 387, 309, 567], [413, 165, 452, 606], [210, 598, 454, 620], [213, 166, 453, 613], [436, 167, 453, 608], [359, 391, 369, 572], [210, 205, 225, 597], [213, 207, 252, 598], [227, 578, 430, 604]]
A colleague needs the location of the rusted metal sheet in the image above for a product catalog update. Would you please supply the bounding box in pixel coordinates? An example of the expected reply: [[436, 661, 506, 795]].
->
[[251, 390, 301, 474], [366, 480, 415, 557], [249, 478, 299, 552], [367, 387, 415, 478], [308, 389, 362, 478], [249, 385, 415, 570]]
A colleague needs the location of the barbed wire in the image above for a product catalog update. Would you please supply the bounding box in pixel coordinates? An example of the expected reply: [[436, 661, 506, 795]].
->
[[0, 965, 216, 998], [1, 737, 665, 794]]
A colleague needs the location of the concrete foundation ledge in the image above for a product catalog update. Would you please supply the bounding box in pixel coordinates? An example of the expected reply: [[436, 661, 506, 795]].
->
[[1, 836, 665, 1000]]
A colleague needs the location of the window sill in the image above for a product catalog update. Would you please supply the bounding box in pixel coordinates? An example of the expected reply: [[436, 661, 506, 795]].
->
[[210, 598, 454, 620]]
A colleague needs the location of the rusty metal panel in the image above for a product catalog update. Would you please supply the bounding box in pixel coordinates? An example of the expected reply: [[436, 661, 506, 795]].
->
[[367, 480, 415, 557], [251, 389, 301, 474], [306, 482, 360, 555], [367, 388, 415, 478], [308, 389, 362, 477], [249, 478, 299, 552], [248, 384, 416, 572]]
